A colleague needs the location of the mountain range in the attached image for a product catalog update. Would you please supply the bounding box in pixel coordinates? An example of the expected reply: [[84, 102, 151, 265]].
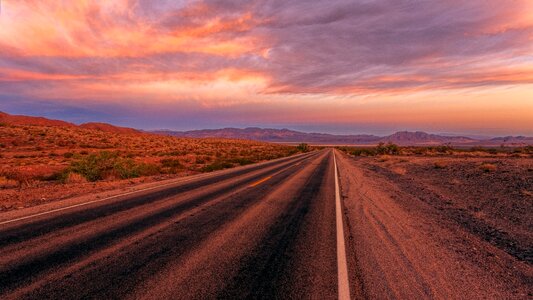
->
[[1, 111, 531, 146], [153, 128, 533, 146]]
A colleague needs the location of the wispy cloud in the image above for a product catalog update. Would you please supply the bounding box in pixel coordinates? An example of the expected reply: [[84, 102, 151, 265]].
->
[[0, 0, 532, 134]]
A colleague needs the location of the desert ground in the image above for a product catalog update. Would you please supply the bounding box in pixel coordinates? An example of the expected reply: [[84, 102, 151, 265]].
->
[[335, 147, 532, 298], [0, 121, 301, 211]]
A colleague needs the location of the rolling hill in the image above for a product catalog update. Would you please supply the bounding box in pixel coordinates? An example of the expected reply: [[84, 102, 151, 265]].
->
[[0, 111, 140, 134]]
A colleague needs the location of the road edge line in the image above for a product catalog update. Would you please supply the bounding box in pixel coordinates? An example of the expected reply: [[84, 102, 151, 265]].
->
[[334, 151, 351, 300], [0, 152, 316, 226]]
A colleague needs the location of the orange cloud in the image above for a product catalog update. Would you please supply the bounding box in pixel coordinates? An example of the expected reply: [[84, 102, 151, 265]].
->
[[0, 0, 264, 58]]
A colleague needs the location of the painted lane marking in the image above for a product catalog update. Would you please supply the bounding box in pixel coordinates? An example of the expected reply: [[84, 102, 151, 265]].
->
[[248, 160, 304, 188], [334, 151, 351, 300], [249, 176, 273, 187]]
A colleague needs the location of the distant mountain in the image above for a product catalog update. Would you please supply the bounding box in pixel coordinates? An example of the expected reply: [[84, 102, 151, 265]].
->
[[381, 131, 475, 145], [79, 122, 140, 134], [489, 136, 533, 144], [153, 128, 382, 144], [154, 128, 533, 146], [0, 111, 140, 134]]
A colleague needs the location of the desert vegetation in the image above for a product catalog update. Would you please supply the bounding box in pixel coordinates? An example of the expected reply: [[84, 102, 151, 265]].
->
[[337, 143, 533, 158], [0, 123, 302, 210]]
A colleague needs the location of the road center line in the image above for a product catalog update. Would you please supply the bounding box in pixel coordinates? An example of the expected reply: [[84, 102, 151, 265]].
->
[[249, 176, 273, 187], [334, 151, 351, 300]]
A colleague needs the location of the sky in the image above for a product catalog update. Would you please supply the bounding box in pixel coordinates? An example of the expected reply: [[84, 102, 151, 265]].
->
[[0, 0, 532, 136]]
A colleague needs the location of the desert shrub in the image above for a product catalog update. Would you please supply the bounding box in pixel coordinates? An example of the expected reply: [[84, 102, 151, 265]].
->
[[63, 152, 74, 159], [376, 143, 400, 155], [296, 143, 310, 152], [202, 161, 234, 172], [70, 151, 118, 181], [0, 176, 18, 188], [232, 157, 254, 166], [480, 163, 497, 173], [0, 122, 8, 127], [69, 151, 157, 181], [350, 148, 376, 156], [434, 161, 447, 169], [65, 172, 88, 184], [114, 160, 160, 179], [0, 169, 34, 187], [435, 145, 452, 153], [160, 158, 183, 173], [44, 169, 70, 183]]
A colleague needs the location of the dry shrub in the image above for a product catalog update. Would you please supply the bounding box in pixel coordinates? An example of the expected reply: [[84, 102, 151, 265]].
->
[[65, 172, 88, 184], [377, 155, 391, 162], [434, 160, 447, 169], [480, 163, 497, 173], [391, 167, 407, 175], [0, 176, 18, 188]]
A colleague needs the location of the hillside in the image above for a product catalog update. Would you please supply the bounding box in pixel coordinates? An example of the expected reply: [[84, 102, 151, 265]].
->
[[0, 111, 143, 134], [0, 111, 76, 128], [79, 122, 141, 134]]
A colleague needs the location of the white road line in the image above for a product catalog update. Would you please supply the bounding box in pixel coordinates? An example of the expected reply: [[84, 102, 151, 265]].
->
[[334, 151, 351, 300]]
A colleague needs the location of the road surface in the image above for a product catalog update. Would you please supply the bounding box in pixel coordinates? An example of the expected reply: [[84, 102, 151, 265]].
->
[[0, 149, 530, 299]]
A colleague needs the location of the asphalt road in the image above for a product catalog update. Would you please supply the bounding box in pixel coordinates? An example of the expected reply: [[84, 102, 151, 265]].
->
[[0, 149, 343, 299], [1, 149, 530, 299]]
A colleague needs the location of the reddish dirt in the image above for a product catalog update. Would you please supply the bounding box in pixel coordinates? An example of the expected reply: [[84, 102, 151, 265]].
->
[[336, 151, 532, 299]]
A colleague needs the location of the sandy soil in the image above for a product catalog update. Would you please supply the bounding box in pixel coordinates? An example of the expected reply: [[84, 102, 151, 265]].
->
[[336, 151, 532, 299]]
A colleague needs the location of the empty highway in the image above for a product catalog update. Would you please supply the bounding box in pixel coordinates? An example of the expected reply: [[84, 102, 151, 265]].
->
[[0, 149, 530, 299]]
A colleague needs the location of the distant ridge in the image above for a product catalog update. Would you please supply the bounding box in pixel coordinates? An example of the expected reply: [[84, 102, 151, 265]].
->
[[154, 128, 533, 146], [79, 122, 140, 134], [0, 111, 76, 127]]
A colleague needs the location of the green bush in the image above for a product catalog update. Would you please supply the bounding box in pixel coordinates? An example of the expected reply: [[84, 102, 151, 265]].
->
[[296, 143, 310, 152], [202, 160, 234, 172], [375, 143, 400, 155], [63, 152, 74, 159], [69, 151, 160, 181], [232, 157, 254, 166], [161, 158, 183, 169]]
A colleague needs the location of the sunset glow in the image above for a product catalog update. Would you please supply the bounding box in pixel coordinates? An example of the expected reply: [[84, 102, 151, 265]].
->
[[1, 0, 532, 135]]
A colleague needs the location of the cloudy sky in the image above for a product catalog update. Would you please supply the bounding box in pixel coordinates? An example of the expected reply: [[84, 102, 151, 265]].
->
[[0, 0, 532, 135]]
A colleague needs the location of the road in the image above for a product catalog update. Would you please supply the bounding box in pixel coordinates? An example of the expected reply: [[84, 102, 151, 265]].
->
[[0, 149, 530, 299]]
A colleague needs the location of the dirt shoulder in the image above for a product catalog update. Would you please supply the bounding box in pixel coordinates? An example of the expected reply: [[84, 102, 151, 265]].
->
[[335, 150, 532, 299]]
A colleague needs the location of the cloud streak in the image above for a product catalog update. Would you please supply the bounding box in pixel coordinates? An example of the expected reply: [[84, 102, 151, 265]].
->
[[0, 0, 532, 134]]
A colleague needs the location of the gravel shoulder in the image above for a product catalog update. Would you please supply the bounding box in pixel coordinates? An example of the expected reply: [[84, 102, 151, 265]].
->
[[336, 150, 532, 299]]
